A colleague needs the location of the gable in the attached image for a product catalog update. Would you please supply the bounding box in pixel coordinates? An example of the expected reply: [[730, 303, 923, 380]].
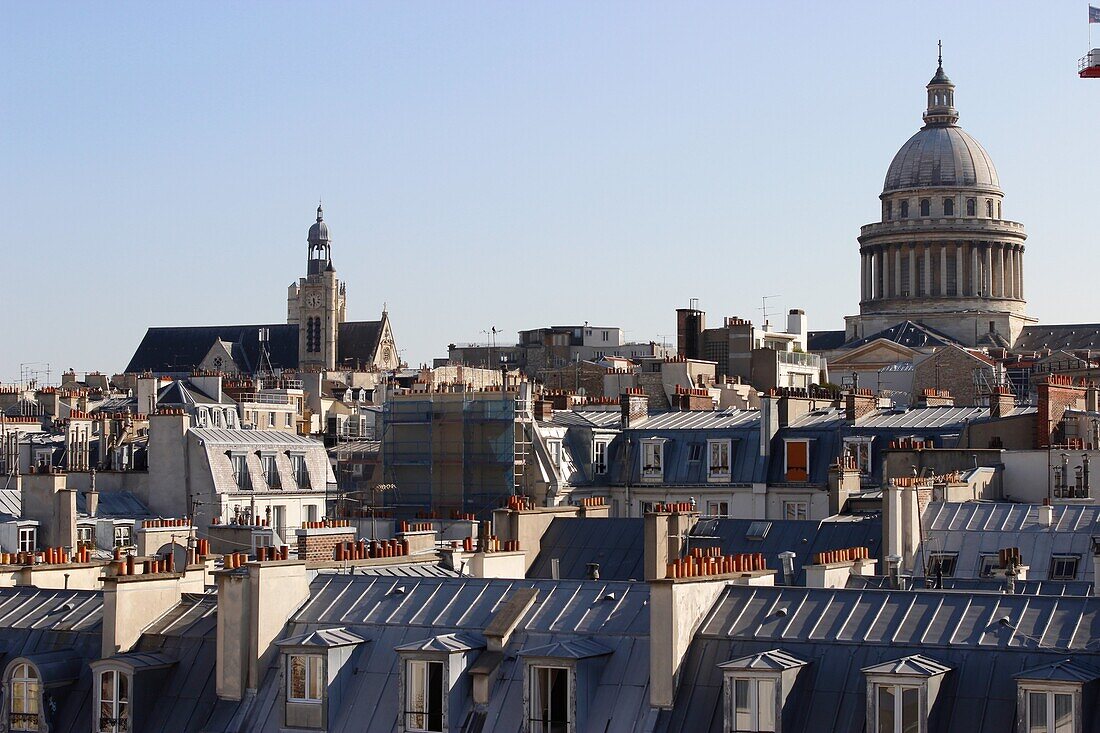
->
[[830, 339, 917, 366]]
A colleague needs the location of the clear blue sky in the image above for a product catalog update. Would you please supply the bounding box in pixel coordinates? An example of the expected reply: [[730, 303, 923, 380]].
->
[[3, 1, 1098, 383]]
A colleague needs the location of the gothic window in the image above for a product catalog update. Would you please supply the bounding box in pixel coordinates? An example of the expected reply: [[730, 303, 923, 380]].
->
[[306, 317, 320, 353], [919, 199, 930, 217], [942, 197, 954, 215], [966, 198, 976, 216], [900, 201, 909, 218]]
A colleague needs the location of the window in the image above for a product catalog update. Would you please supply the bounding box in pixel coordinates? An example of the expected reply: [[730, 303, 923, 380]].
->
[[978, 554, 999, 578], [783, 501, 808, 521], [986, 199, 994, 218], [529, 665, 572, 733], [290, 454, 310, 489], [9, 663, 39, 732], [1024, 689, 1074, 733], [287, 654, 324, 704], [78, 525, 94, 549], [926, 552, 957, 577], [919, 199, 930, 217], [593, 441, 607, 475], [966, 198, 976, 216], [97, 669, 130, 733], [231, 454, 252, 490], [843, 438, 872, 475], [708, 440, 731, 481], [873, 683, 920, 733], [884, 201, 892, 220], [707, 501, 730, 517], [728, 677, 776, 732], [784, 440, 809, 482], [687, 443, 703, 462], [113, 525, 132, 549], [17, 527, 35, 553], [269, 411, 277, 427], [547, 440, 562, 469], [305, 505, 319, 524], [942, 197, 954, 215], [404, 659, 444, 732], [641, 441, 664, 480], [1049, 554, 1079, 580], [260, 453, 281, 489], [285, 412, 294, 428], [900, 200, 909, 218]]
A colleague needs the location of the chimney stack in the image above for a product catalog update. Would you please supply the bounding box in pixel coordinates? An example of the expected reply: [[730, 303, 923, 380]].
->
[[620, 389, 649, 429], [844, 389, 877, 423], [990, 386, 1015, 419]]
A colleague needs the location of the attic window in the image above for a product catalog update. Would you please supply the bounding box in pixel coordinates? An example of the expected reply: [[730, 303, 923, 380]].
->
[[1049, 554, 1079, 580], [746, 521, 771, 540], [925, 552, 957, 578], [8, 662, 40, 732], [97, 669, 130, 733], [287, 654, 324, 704], [529, 665, 572, 733], [404, 659, 444, 732]]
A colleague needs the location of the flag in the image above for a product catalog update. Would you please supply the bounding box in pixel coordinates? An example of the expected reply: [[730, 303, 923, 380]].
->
[[1091, 5, 1100, 23]]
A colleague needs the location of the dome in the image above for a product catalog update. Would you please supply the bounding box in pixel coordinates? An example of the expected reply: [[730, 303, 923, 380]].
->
[[883, 126, 1000, 194], [307, 204, 330, 244]]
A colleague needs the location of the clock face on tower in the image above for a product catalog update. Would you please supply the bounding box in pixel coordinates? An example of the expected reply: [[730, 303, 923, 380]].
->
[[305, 293, 323, 309]]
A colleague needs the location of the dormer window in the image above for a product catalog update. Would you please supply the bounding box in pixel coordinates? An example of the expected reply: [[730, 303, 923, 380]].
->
[[1015, 659, 1097, 733], [708, 440, 731, 482], [641, 440, 664, 482], [593, 441, 608, 475], [259, 452, 281, 489], [720, 649, 808, 733], [530, 665, 571, 733], [96, 669, 130, 733], [113, 524, 133, 549], [289, 452, 311, 490], [862, 655, 950, 733], [404, 660, 444, 732], [230, 453, 252, 490], [783, 440, 809, 482], [8, 663, 40, 732], [547, 440, 563, 469], [288, 654, 324, 705]]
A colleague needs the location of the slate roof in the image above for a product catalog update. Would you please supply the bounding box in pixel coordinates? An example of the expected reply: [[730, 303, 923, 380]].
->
[[806, 329, 847, 351], [839, 321, 961, 351], [916, 502, 1100, 582], [657, 584, 1100, 733], [76, 490, 151, 518], [125, 320, 384, 374], [240, 575, 651, 733], [688, 516, 883, 586], [1014, 323, 1100, 352], [527, 518, 645, 581]]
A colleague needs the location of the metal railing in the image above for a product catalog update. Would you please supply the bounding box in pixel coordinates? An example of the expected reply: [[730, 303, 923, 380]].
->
[[237, 392, 294, 406]]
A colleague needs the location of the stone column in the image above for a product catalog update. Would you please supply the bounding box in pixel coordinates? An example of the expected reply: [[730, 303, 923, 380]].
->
[[971, 244, 980, 297], [954, 243, 963, 297], [923, 245, 932, 297], [908, 245, 916, 297], [990, 245, 998, 297], [860, 254, 867, 301], [1004, 247, 1014, 299], [1017, 248, 1024, 299], [991, 244, 1002, 297], [876, 249, 884, 299], [894, 245, 902, 298], [939, 245, 948, 297]]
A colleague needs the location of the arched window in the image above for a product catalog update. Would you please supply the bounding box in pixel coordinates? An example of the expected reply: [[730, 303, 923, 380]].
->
[[987, 200, 994, 218], [943, 198, 954, 216], [919, 199, 930, 217], [9, 662, 40, 732], [97, 669, 130, 733], [966, 198, 976, 216], [900, 201, 909, 218]]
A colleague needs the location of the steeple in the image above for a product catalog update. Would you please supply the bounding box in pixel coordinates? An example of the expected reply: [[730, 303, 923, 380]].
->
[[923, 41, 958, 127], [306, 203, 332, 275]]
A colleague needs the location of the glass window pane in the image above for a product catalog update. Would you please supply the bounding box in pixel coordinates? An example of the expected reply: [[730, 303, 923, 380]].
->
[[757, 678, 776, 731], [901, 686, 920, 733], [307, 656, 323, 701], [877, 685, 895, 733], [100, 670, 114, 703], [408, 661, 426, 729], [549, 668, 568, 724], [1054, 694, 1073, 733], [289, 655, 306, 699], [1029, 691, 1048, 733], [734, 678, 752, 728]]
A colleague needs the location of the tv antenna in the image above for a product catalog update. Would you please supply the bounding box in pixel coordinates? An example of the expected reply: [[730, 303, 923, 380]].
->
[[759, 295, 781, 329]]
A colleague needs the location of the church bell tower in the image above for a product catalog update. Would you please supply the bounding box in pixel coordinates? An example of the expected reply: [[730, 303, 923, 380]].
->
[[287, 205, 346, 370]]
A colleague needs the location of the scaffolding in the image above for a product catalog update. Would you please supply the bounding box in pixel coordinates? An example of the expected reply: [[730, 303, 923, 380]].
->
[[381, 391, 516, 519]]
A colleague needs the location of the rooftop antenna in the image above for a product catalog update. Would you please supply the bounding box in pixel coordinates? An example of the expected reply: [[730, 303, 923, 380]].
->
[[759, 295, 781, 330]]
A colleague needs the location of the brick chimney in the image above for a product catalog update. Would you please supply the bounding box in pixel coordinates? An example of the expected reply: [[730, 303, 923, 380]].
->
[[1036, 375, 1087, 448], [844, 389, 877, 423], [916, 388, 955, 408], [620, 388, 649, 429], [674, 385, 713, 411], [989, 386, 1016, 419], [533, 400, 554, 422]]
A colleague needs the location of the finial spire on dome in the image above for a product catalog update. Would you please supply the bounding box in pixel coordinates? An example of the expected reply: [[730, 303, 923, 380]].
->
[[316, 199, 324, 223], [923, 44, 958, 127], [938, 39, 942, 69]]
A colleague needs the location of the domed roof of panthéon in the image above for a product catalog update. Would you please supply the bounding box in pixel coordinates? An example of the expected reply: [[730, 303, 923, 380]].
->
[[883, 125, 1000, 194]]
